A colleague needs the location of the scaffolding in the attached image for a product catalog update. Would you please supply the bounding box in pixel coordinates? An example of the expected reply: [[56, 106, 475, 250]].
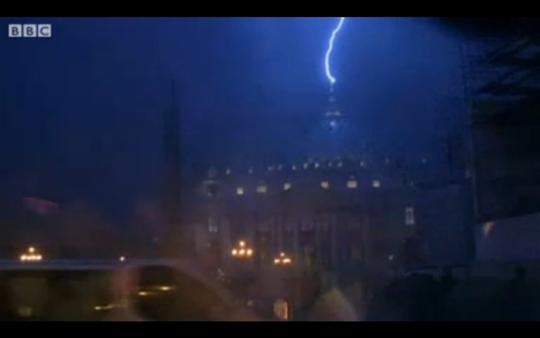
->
[[462, 32, 540, 223]]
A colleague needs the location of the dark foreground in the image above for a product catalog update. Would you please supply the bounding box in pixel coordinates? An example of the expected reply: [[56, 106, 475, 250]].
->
[[2, 261, 540, 321]]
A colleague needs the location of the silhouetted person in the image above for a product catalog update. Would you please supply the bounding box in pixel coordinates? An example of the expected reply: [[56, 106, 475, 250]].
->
[[501, 267, 532, 320], [398, 237, 426, 270], [437, 267, 456, 320], [366, 273, 440, 321], [295, 267, 323, 319]]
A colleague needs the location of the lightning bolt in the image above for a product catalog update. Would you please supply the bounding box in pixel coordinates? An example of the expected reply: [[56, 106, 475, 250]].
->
[[324, 17, 346, 86]]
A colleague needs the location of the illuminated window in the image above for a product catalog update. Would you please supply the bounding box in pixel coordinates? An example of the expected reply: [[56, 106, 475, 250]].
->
[[347, 178, 357, 189], [225, 168, 231, 175], [208, 216, 218, 233], [248, 167, 253, 174], [303, 162, 309, 169], [267, 166, 275, 172], [314, 162, 320, 169], [372, 180, 381, 188], [321, 181, 330, 189], [360, 161, 366, 168], [236, 187, 244, 195], [256, 184, 267, 194], [277, 164, 283, 171], [273, 299, 289, 321], [283, 182, 292, 191], [337, 161, 343, 168], [292, 165, 297, 171], [405, 207, 415, 225]]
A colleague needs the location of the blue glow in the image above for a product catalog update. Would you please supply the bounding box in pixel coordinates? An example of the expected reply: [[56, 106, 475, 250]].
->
[[324, 17, 346, 85]]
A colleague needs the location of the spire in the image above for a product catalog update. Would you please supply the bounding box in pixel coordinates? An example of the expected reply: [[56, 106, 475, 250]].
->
[[323, 84, 344, 132]]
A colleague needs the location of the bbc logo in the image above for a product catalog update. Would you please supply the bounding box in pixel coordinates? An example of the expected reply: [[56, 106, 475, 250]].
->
[[8, 24, 52, 38]]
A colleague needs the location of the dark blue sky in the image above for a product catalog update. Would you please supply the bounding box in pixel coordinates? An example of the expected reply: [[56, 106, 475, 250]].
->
[[0, 18, 465, 219]]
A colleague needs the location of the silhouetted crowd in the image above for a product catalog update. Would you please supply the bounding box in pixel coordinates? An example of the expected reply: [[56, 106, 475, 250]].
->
[[365, 267, 540, 321]]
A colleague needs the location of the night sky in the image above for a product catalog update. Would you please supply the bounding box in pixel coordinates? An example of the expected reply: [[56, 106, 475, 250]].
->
[[0, 18, 466, 221]]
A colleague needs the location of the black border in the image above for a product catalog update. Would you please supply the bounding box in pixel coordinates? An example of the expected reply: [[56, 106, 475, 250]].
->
[[5, 321, 540, 338], [2, 1, 540, 17]]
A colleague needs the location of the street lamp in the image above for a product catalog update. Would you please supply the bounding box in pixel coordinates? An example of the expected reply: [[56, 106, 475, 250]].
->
[[19, 246, 43, 262], [231, 240, 254, 259], [273, 252, 292, 266]]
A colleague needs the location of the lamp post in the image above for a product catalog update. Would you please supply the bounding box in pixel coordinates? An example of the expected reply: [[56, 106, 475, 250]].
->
[[19, 246, 43, 262], [231, 240, 254, 259], [273, 252, 293, 266]]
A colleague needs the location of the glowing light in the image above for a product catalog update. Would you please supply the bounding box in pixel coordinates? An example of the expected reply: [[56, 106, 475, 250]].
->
[[236, 187, 244, 195], [274, 252, 293, 266], [324, 17, 346, 85], [232, 240, 254, 259], [483, 222, 494, 238], [321, 181, 330, 189], [119, 256, 125, 262], [283, 182, 292, 191], [19, 246, 43, 262], [372, 180, 381, 188], [274, 299, 289, 320], [94, 304, 115, 311]]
